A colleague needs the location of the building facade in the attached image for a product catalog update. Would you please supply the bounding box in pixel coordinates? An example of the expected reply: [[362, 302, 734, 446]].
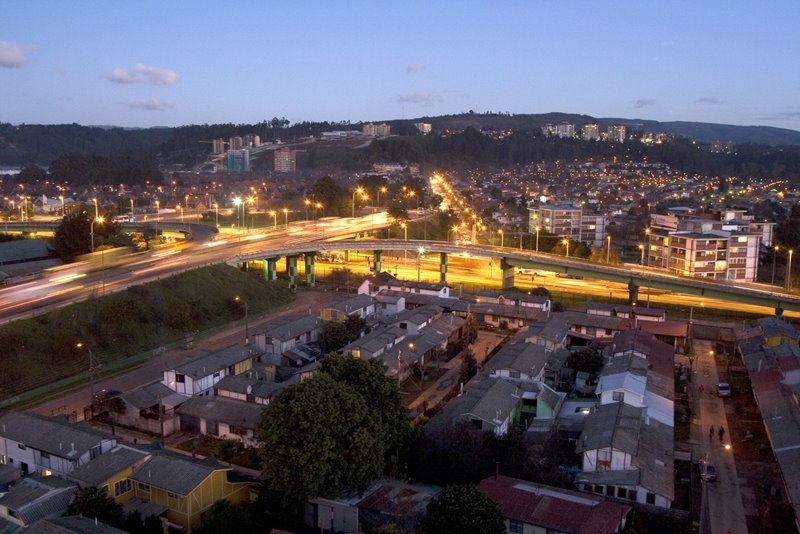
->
[[274, 146, 296, 173], [528, 202, 608, 247]]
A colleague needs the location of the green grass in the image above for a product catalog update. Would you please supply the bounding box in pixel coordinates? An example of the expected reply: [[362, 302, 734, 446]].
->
[[0, 264, 295, 403]]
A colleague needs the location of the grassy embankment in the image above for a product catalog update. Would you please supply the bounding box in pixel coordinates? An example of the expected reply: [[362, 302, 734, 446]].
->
[[0, 264, 295, 406]]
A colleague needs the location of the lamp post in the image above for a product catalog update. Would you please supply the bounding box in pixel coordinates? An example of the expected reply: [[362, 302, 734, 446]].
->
[[92, 197, 98, 220], [535, 226, 540, 252], [416, 246, 425, 282], [270, 210, 277, 230], [130, 198, 135, 219], [304, 199, 311, 220], [448, 225, 458, 243], [283, 208, 289, 226], [499, 229, 504, 248], [563, 238, 570, 258], [90, 216, 104, 252], [77, 342, 97, 418], [316, 202, 324, 219], [606, 235, 612, 263], [352, 186, 365, 218], [213, 203, 219, 227], [377, 186, 387, 207], [235, 296, 249, 344], [401, 222, 408, 264], [772, 245, 780, 285], [154, 199, 160, 236], [233, 197, 242, 229], [178, 204, 184, 223], [639, 244, 645, 274], [788, 249, 795, 292], [59, 195, 65, 216]]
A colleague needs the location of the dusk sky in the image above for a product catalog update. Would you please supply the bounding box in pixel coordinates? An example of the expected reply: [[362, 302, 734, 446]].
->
[[2, 1, 799, 130]]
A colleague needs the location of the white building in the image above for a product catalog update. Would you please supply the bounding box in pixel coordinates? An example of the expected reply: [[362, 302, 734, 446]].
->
[[162, 344, 260, 397]]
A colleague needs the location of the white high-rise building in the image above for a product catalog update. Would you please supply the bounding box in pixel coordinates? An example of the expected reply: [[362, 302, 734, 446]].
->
[[608, 125, 626, 143], [582, 123, 600, 141]]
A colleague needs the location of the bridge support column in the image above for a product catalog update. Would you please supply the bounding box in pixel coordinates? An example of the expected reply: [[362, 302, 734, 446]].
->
[[775, 305, 784, 318], [373, 250, 382, 274], [263, 258, 277, 281], [628, 282, 639, 304], [304, 252, 316, 287], [501, 258, 515, 289], [239, 261, 249, 271], [440, 253, 448, 284], [286, 255, 298, 290]]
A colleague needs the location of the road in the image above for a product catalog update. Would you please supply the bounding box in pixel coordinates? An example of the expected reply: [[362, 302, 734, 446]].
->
[[32, 288, 341, 420], [691, 339, 748, 534]]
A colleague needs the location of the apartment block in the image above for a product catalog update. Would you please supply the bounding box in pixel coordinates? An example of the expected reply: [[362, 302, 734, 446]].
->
[[528, 202, 608, 247], [274, 146, 296, 173]]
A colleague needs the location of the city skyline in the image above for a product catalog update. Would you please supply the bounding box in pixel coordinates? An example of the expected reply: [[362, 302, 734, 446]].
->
[[2, 1, 799, 131]]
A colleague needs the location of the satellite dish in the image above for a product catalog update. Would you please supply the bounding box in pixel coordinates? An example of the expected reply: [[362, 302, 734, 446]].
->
[[246, 385, 253, 395]]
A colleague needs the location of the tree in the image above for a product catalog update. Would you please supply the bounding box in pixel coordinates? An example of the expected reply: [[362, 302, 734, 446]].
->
[[318, 321, 351, 353], [567, 348, 604, 374], [217, 439, 240, 465], [53, 209, 92, 261], [421, 485, 505, 534], [344, 314, 367, 340], [530, 286, 551, 298], [193, 500, 260, 534], [373, 523, 409, 534], [257, 374, 384, 505], [67, 487, 124, 528], [459, 350, 478, 385]]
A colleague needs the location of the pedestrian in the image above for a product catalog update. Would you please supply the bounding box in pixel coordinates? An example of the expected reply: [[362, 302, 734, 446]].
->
[[709, 425, 714, 441], [719, 426, 725, 443]]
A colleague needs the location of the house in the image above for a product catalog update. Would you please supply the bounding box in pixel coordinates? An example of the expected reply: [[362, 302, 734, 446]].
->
[[483, 342, 550, 382], [525, 317, 569, 351], [122, 453, 252, 532], [373, 293, 406, 318], [214, 370, 286, 405], [575, 402, 674, 508], [387, 305, 443, 334], [0, 411, 117, 477], [359, 273, 452, 299], [559, 311, 632, 343], [25, 516, 128, 533], [460, 301, 545, 329], [0, 476, 78, 529], [320, 294, 376, 322], [176, 396, 266, 448], [476, 290, 551, 312], [597, 354, 674, 427], [256, 315, 325, 363], [307, 478, 441, 534], [68, 444, 150, 495], [479, 475, 631, 534], [162, 344, 261, 396], [758, 316, 800, 348], [112, 382, 186, 435], [586, 302, 666, 322]]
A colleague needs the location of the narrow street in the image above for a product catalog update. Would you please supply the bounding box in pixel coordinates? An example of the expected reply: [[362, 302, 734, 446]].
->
[[690, 339, 748, 534]]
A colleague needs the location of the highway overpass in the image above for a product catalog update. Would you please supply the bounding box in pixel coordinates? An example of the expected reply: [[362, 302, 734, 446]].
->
[[233, 238, 800, 314]]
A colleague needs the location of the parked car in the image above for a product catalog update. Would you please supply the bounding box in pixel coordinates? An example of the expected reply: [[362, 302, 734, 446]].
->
[[717, 383, 732, 397], [700, 462, 718, 482]]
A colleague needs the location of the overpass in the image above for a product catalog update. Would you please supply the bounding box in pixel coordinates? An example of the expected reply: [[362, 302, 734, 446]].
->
[[2, 220, 218, 241], [232, 238, 800, 315]]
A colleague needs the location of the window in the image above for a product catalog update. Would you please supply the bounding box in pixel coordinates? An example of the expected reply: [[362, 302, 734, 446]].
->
[[612, 391, 625, 402], [167, 491, 178, 499], [40, 452, 49, 459], [213, 371, 220, 378], [114, 479, 131, 497], [17, 444, 26, 450], [646, 492, 656, 505], [0, 454, 5, 465], [593, 484, 603, 494], [605, 485, 615, 496], [510, 371, 521, 379], [509, 519, 523, 533], [176, 374, 185, 384], [137, 482, 151, 492], [617, 487, 628, 499]]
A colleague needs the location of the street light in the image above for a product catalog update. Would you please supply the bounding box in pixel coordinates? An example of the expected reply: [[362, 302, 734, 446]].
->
[[282, 208, 289, 226], [377, 186, 387, 207], [59, 195, 65, 216], [316, 202, 324, 219], [788, 249, 795, 291], [92, 197, 98, 219], [76, 342, 97, 418], [304, 199, 311, 220], [416, 246, 425, 282], [638, 244, 645, 273], [772, 245, 780, 285], [233, 197, 242, 229], [178, 204, 184, 223], [270, 210, 277, 230], [352, 186, 365, 217], [563, 238, 570, 258], [535, 226, 540, 252], [499, 229, 504, 248], [448, 225, 459, 243], [606, 235, 612, 263], [235, 296, 249, 344], [90, 216, 104, 252], [213, 203, 219, 227], [401, 222, 408, 264]]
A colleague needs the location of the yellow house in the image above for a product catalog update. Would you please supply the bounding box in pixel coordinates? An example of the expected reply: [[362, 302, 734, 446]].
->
[[758, 317, 800, 348], [68, 446, 252, 532]]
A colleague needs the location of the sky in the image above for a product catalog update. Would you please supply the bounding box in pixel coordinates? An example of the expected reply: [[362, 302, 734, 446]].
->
[[2, 1, 800, 131]]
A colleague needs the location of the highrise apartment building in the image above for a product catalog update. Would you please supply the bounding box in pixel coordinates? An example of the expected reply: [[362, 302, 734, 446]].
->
[[528, 202, 608, 247], [363, 123, 391, 137], [274, 146, 296, 173], [607, 125, 626, 143], [581, 123, 600, 141]]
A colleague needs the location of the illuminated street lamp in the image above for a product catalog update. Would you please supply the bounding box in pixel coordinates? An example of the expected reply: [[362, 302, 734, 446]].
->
[[638, 244, 645, 273], [76, 342, 98, 417], [563, 238, 570, 258], [535, 226, 540, 252], [401, 222, 408, 264], [606, 235, 612, 263], [377, 185, 387, 207], [213, 203, 219, 227], [178, 204, 184, 223], [283, 208, 289, 226], [772, 245, 780, 285], [352, 186, 365, 217], [788, 249, 795, 291], [233, 197, 242, 229], [448, 225, 459, 243], [316, 202, 324, 218], [270, 210, 277, 230], [304, 199, 311, 220], [499, 229, 504, 248], [155, 199, 160, 236], [92, 197, 98, 219], [59, 195, 65, 216], [90, 216, 104, 252]]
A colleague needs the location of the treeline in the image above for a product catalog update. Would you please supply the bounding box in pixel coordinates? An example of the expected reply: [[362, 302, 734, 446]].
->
[[47, 153, 163, 186], [0, 122, 172, 166]]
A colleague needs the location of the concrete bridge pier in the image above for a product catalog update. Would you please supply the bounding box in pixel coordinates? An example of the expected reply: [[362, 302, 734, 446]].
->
[[238, 261, 249, 271], [373, 250, 382, 274], [286, 255, 298, 289], [501, 258, 515, 289], [628, 281, 639, 304], [263, 258, 277, 281], [440, 253, 448, 284], [304, 252, 316, 287]]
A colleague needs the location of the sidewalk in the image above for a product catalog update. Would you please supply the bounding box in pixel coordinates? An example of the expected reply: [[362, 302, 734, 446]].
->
[[690, 339, 748, 534]]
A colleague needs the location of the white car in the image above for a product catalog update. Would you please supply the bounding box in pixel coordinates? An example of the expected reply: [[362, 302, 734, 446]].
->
[[717, 383, 732, 397]]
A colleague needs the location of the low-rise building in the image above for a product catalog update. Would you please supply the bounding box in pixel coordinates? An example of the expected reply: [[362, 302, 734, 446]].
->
[[162, 344, 261, 396]]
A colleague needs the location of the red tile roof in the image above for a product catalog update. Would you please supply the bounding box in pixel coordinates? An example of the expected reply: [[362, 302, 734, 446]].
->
[[479, 476, 630, 534]]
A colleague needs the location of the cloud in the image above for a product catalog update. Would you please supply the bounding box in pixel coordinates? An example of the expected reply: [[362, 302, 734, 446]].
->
[[695, 97, 724, 105], [395, 92, 444, 106], [123, 99, 174, 111], [406, 64, 425, 75], [0, 41, 30, 68], [632, 98, 656, 109], [106, 63, 178, 85]]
